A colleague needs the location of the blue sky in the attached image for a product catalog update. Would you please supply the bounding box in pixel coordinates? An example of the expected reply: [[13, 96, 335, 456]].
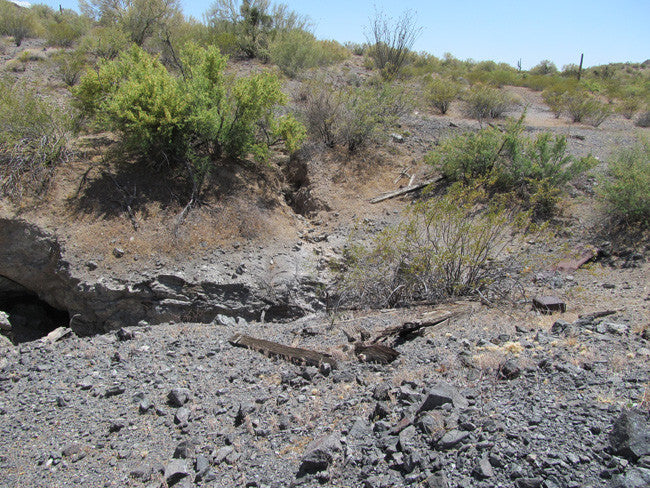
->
[[36, 0, 649, 69]]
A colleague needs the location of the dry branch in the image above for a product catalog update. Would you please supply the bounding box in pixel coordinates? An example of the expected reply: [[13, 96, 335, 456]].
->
[[369, 177, 442, 204]]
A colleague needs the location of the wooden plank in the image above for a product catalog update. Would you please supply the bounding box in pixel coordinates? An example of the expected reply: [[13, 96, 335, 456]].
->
[[354, 343, 399, 364], [369, 177, 442, 204], [229, 334, 337, 369]]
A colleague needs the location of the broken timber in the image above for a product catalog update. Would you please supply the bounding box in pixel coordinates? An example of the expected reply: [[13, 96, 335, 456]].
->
[[369, 177, 442, 204], [354, 343, 399, 364], [371, 310, 458, 344], [229, 334, 337, 369]]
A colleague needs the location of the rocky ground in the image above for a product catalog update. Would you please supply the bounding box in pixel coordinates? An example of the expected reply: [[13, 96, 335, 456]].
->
[[1, 39, 650, 488]]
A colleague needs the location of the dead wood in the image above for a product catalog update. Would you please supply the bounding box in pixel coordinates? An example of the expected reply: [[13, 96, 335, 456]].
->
[[369, 177, 443, 204], [229, 334, 337, 369], [371, 310, 458, 344], [354, 343, 399, 364]]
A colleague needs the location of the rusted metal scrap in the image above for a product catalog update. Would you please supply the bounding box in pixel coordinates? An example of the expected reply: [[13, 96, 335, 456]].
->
[[553, 247, 598, 272], [354, 343, 400, 364], [229, 334, 337, 369]]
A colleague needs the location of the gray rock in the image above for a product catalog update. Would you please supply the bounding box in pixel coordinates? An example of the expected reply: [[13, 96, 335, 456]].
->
[[174, 407, 190, 425], [112, 247, 125, 258], [0, 311, 11, 331], [213, 314, 237, 327], [195, 454, 210, 476], [609, 467, 650, 488], [515, 478, 543, 488], [418, 382, 469, 413], [437, 429, 470, 449], [298, 432, 342, 476], [473, 453, 495, 479], [425, 472, 450, 488], [609, 410, 650, 461], [498, 359, 521, 380], [164, 459, 190, 486], [168, 388, 191, 407], [604, 322, 629, 335], [173, 440, 195, 459], [214, 446, 234, 464], [129, 465, 152, 481]]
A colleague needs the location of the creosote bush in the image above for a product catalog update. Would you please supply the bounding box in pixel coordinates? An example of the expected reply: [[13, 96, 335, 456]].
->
[[74, 44, 304, 204], [426, 115, 597, 218], [0, 80, 73, 199], [270, 29, 348, 78], [302, 77, 411, 152], [426, 77, 461, 115], [338, 188, 512, 308], [463, 84, 517, 122], [598, 139, 650, 228]]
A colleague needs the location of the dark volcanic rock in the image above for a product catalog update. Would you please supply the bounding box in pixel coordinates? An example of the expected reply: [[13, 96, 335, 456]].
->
[[297, 432, 342, 477], [609, 410, 650, 461]]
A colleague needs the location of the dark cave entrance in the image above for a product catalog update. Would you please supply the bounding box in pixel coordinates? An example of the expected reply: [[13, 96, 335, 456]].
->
[[0, 276, 70, 344]]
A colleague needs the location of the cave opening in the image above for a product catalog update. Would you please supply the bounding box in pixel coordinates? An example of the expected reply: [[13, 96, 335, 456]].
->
[[0, 276, 70, 344]]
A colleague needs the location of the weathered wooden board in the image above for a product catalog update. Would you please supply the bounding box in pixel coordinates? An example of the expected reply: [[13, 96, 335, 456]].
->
[[229, 334, 337, 369]]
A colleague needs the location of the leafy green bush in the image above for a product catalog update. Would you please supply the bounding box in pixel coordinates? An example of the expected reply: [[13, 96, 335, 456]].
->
[[463, 84, 517, 122], [426, 77, 461, 114], [338, 189, 511, 307], [270, 29, 348, 78], [74, 44, 304, 201], [542, 87, 565, 118], [599, 139, 650, 228], [617, 96, 641, 119], [426, 116, 596, 217], [0, 80, 72, 198], [529, 59, 557, 76]]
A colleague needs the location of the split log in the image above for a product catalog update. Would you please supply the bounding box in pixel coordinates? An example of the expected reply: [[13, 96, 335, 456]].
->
[[229, 334, 337, 369], [369, 177, 443, 204]]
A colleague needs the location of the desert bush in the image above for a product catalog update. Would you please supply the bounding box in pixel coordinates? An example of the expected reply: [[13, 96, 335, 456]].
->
[[529, 59, 557, 76], [463, 84, 517, 122], [344, 41, 366, 56], [44, 10, 90, 47], [563, 90, 611, 126], [542, 87, 565, 118], [426, 116, 596, 217], [598, 139, 650, 228], [302, 77, 411, 152], [51, 50, 87, 86], [616, 96, 641, 119], [0, 80, 72, 198], [74, 44, 304, 202], [79, 26, 131, 61], [338, 189, 511, 307], [365, 8, 421, 80], [426, 77, 461, 114], [270, 29, 347, 78], [635, 111, 650, 128], [0, 0, 41, 46], [206, 0, 308, 60]]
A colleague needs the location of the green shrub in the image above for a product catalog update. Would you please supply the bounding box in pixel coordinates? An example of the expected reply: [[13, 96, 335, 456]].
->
[[617, 96, 641, 119], [270, 29, 348, 78], [563, 90, 611, 126], [74, 44, 305, 201], [79, 26, 131, 61], [426, 77, 461, 114], [529, 59, 557, 76], [338, 189, 511, 307], [51, 50, 87, 87], [0, 80, 72, 198], [302, 78, 411, 152], [542, 87, 565, 118], [599, 139, 650, 228], [463, 84, 517, 122], [45, 10, 90, 47], [426, 116, 596, 217], [0, 0, 41, 46]]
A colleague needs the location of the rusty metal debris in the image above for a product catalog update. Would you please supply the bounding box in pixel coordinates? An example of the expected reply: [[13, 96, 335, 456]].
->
[[553, 247, 598, 272], [533, 296, 566, 314], [229, 334, 337, 369]]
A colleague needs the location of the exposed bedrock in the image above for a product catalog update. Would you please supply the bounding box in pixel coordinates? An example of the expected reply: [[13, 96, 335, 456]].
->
[[0, 218, 314, 337]]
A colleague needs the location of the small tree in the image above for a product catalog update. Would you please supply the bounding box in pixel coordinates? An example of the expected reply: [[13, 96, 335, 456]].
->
[[365, 8, 421, 80]]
